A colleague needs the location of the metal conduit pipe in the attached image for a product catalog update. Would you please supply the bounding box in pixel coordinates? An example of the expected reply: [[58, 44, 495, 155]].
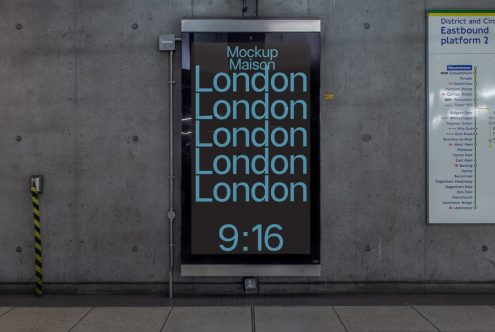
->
[[167, 49, 176, 299], [159, 34, 181, 299]]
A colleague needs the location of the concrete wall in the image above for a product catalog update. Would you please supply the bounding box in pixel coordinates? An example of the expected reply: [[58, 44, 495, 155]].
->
[[1, 0, 495, 294]]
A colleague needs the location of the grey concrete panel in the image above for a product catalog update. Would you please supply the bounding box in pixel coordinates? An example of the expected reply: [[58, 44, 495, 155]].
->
[[426, 227, 495, 281], [259, 0, 308, 16], [308, 0, 426, 282], [242, 0, 257, 17], [0, 307, 90, 332], [163, 306, 251, 332], [426, 0, 495, 10], [0, 0, 77, 282], [335, 306, 437, 332], [254, 306, 346, 332], [415, 306, 495, 331], [192, 0, 244, 17], [74, 0, 190, 282], [71, 307, 170, 332]]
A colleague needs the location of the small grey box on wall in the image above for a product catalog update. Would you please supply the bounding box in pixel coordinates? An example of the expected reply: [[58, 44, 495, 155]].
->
[[159, 34, 176, 51], [30, 175, 43, 193]]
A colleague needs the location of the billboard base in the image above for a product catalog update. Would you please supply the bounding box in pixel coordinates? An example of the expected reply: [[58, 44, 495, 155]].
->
[[181, 264, 321, 277]]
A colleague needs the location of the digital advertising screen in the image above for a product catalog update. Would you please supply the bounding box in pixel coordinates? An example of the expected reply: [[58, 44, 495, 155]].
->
[[181, 20, 320, 275]]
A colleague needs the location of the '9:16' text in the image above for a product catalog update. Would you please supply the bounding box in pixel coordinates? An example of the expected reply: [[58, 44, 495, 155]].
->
[[219, 224, 284, 252]]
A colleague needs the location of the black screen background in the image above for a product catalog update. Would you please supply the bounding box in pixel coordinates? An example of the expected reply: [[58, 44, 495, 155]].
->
[[181, 32, 320, 265]]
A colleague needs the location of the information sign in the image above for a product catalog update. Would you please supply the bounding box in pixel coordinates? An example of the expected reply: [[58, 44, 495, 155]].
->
[[428, 11, 495, 223]]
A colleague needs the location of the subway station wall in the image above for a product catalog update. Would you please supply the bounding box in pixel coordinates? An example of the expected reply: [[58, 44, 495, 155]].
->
[[1, 0, 495, 293]]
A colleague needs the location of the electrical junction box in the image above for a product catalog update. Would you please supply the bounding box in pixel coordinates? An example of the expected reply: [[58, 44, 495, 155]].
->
[[159, 34, 176, 51]]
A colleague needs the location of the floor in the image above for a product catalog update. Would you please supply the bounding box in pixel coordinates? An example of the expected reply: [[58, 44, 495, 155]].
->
[[1, 295, 495, 331]]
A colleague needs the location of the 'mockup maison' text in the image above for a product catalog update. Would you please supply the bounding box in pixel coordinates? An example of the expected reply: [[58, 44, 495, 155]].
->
[[227, 45, 279, 71]]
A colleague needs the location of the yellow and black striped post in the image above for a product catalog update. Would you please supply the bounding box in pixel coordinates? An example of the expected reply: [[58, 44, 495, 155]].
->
[[31, 186, 43, 296]]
